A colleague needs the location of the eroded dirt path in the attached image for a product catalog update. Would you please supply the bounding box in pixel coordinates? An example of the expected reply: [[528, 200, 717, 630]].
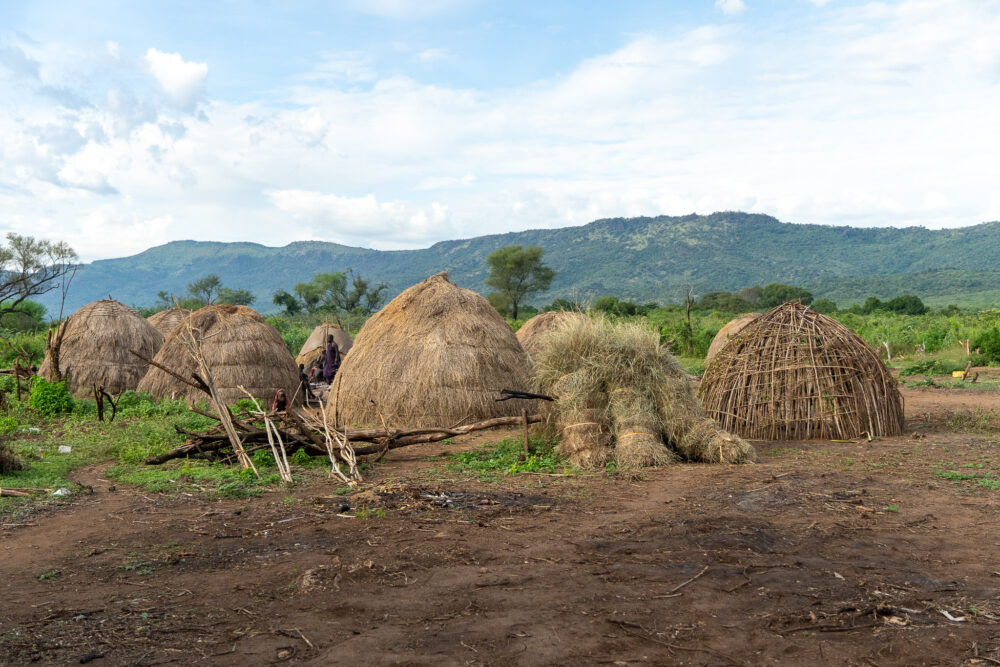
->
[[2, 389, 1000, 665]]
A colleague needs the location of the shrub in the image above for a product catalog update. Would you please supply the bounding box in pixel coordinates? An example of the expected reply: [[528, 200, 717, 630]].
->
[[973, 327, 1000, 364], [899, 359, 963, 377], [28, 378, 74, 416]]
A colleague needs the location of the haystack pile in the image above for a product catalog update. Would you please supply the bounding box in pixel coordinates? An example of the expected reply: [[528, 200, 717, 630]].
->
[[699, 302, 904, 440], [39, 299, 164, 396], [516, 311, 588, 359], [533, 316, 755, 469], [706, 313, 759, 364], [147, 308, 190, 338], [137, 305, 300, 405], [295, 322, 354, 369], [328, 272, 534, 428]]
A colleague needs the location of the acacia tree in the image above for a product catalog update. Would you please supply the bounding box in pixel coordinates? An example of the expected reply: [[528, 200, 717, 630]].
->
[[0, 234, 77, 316], [485, 245, 555, 320], [273, 270, 388, 317], [0, 234, 79, 383]]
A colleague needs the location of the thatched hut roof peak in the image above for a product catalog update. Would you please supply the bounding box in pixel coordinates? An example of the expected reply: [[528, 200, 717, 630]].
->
[[327, 272, 533, 428]]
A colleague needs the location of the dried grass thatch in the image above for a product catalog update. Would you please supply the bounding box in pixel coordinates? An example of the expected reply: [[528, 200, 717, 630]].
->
[[706, 313, 759, 364], [137, 305, 300, 405], [533, 316, 755, 469], [327, 272, 535, 428], [39, 299, 164, 396], [147, 308, 191, 338], [295, 322, 354, 369], [698, 302, 904, 440], [516, 311, 588, 359]]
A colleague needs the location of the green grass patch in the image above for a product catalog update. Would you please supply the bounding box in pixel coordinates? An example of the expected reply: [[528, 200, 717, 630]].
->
[[446, 436, 574, 482], [948, 407, 1000, 433]]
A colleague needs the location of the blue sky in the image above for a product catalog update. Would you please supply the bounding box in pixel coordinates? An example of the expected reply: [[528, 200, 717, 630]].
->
[[2, 0, 999, 260]]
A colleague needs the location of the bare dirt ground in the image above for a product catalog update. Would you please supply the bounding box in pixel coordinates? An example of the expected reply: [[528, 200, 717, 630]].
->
[[3, 386, 1000, 666]]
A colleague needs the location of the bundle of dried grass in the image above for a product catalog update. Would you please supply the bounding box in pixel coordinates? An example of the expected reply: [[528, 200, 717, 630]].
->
[[39, 299, 164, 396], [137, 305, 300, 405], [699, 302, 904, 440], [533, 316, 755, 468], [516, 311, 588, 359], [147, 308, 191, 338], [705, 313, 759, 364], [327, 272, 534, 428], [295, 322, 354, 368]]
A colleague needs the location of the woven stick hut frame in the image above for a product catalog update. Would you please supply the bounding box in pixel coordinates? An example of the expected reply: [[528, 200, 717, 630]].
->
[[698, 302, 904, 441]]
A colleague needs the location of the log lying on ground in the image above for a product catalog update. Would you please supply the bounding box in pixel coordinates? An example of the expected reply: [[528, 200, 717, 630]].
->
[[147, 412, 542, 465]]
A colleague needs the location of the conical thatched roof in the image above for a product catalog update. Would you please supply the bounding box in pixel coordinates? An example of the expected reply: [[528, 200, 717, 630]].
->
[[516, 311, 588, 359], [147, 308, 191, 338], [705, 313, 759, 364], [137, 305, 300, 405], [39, 299, 164, 396], [295, 322, 354, 368], [327, 272, 534, 428], [698, 302, 904, 440]]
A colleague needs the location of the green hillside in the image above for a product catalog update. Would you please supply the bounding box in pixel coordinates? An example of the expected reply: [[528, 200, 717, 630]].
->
[[40, 212, 1000, 314]]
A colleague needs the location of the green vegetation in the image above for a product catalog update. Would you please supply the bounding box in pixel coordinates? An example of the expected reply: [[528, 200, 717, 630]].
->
[[446, 436, 573, 482], [485, 245, 555, 320], [0, 389, 295, 516], [27, 378, 74, 416], [271, 269, 387, 318], [49, 212, 1000, 316]]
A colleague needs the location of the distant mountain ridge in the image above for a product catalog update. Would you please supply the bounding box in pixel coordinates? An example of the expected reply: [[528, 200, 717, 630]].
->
[[39, 212, 1000, 314]]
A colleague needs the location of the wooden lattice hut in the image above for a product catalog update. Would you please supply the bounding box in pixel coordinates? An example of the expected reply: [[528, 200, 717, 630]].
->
[[698, 302, 904, 440], [705, 313, 759, 364]]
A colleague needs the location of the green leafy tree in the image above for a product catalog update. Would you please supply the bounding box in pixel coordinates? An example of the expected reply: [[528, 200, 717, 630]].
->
[[273, 289, 301, 316], [760, 283, 813, 308], [811, 298, 837, 314], [0, 233, 78, 317], [216, 287, 256, 306], [885, 294, 927, 315], [276, 270, 388, 317], [186, 275, 221, 305], [485, 245, 555, 320]]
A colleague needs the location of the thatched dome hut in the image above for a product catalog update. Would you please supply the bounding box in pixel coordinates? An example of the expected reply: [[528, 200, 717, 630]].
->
[[327, 272, 534, 428], [698, 303, 903, 440], [516, 311, 588, 359], [39, 299, 164, 396], [295, 322, 354, 369], [705, 313, 759, 364], [147, 307, 191, 338], [137, 305, 300, 405]]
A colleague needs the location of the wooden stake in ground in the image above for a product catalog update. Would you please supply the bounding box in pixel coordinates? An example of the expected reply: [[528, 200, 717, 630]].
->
[[522, 408, 530, 456], [177, 313, 258, 477]]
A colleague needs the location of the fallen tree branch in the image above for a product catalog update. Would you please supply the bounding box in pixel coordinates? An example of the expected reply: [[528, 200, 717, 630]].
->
[[147, 413, 543, 465]]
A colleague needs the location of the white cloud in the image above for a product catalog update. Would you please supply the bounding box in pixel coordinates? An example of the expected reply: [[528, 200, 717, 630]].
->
[[302, 52, 377, 83], [346, 0, 469, 20], [715, 0, 747, 16], [418, 48, 450, 64], [144, 48, 207, 110], [267, 190, 452, 247], [4, 2, 1000, 264]]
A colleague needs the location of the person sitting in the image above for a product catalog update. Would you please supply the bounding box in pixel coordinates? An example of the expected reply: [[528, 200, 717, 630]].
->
[[271, 389, 288, 412], [323, 334, 341, 383]]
